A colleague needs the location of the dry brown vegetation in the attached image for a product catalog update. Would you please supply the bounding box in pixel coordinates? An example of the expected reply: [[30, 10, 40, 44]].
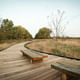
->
[[0, 43, 14, 51], [27, 39, 80, 59], [0, 40, 27, 51]]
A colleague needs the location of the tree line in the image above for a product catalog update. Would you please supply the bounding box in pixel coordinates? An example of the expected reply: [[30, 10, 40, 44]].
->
[[0, 19, 52, 41], [0, 19, 33, 41], [0, 10, 67, 41]]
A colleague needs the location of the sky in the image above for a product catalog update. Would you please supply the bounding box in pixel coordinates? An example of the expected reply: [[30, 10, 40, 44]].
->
[[0, 0, 80, 37]]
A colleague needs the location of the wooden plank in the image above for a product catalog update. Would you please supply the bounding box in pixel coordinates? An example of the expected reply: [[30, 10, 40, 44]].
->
[[58, 60, 80, 69], [0, 56, 61, 80], [51, 62, 80, 77], [30, 50, 48, 58], [21, 50, 43, 59], [21, 50, 48, 61], [0, 56, 58, 74], [0, 42, 62, 80]]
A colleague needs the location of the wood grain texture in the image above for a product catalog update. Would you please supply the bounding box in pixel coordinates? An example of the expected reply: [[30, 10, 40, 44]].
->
[[51, 60, 80, 78], [0, 42, 62, 80]]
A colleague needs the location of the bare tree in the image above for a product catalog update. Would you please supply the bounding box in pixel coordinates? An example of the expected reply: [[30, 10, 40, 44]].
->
[[47, 10, 68, 39]]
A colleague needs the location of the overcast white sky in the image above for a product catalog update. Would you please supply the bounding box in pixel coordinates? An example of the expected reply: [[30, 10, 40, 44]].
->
[[0, 0, 80, 37]]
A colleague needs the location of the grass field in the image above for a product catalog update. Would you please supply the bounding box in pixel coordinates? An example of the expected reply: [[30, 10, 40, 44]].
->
[[0, 40, 27, 51], [26, 39, 80, 59]]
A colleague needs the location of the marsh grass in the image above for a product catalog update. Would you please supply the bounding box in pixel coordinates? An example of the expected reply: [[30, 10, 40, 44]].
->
[[73, 48, 80, 52], [27, 39, 80, 59]]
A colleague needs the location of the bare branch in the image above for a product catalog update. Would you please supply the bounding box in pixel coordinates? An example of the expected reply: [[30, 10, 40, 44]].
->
[[48, 10, 68, 38]]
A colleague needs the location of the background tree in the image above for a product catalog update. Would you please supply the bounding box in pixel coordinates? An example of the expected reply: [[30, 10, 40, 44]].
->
[[1, 19, 14, 39], [1, 19, 13, 32], [0, 28, 5, 41], [35, 27, 52, 39], [12, 25, 32, 39], [48, 10, 68, 39], [0, 18, 32, 40], [47, 10, 68, 52]]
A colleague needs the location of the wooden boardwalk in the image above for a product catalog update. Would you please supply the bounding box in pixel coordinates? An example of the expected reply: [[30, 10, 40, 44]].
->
[[0, 42, 62, 80]]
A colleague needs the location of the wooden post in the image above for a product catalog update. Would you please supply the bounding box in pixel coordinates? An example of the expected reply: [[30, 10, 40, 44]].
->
[[30, 59, 33, 63], [62, 72, 67, 80]]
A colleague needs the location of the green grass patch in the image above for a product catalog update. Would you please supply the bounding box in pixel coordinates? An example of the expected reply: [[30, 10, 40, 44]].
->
[[73, 48, 80, 52], [52, 49, 65, 56]]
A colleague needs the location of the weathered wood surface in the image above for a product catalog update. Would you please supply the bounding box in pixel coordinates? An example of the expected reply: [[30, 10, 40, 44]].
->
[[0, 42, 62, 80], [21, 49, 42, 58], [30, 50, 48, 57], [51, 60, 80, 78], [21, 49, 48, 62]]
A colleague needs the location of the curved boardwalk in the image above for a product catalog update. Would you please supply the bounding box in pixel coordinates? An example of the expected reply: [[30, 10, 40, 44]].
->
[[0, 42, 62, 80]]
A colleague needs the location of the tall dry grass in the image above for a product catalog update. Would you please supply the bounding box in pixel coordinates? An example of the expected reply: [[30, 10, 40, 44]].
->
[[0, 40, 27, 51], [27, 39, 80, 59]]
